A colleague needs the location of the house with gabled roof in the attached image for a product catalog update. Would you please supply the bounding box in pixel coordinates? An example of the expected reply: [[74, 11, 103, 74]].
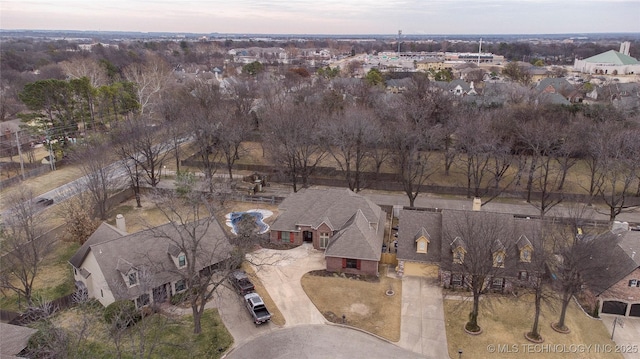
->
[[594, 227, 640, 317], [269, 188, 385, 276], [396, 208, 541, 293], [69, 218, 232, 308]]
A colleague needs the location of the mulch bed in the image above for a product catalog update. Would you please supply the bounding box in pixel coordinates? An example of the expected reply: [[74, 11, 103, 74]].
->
[[307, 269, 380, 283]]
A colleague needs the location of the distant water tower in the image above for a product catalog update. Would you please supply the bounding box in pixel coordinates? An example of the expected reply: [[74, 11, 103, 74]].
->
[[397, 30, 402, 53]]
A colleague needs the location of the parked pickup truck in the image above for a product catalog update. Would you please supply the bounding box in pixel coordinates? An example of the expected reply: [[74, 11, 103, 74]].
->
[[244, 292, 271, 325], [230, 270, 255, 295]]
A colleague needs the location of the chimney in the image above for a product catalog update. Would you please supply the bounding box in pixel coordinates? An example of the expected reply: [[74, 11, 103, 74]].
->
[[116, 214, 127, 233], [472, 197, 481, 211]]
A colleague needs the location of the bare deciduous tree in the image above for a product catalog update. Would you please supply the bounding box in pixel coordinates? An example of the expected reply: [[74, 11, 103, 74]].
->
[[123, 54, 172, 116], [390, 116, 437, 208], [70, 135, 125, 220], [0, 188, 53, 306], [324, 104, 375, 192], [150, 188, 237, 334], [263, 100, 328, 192], [443, 211, 516, 333], [593, 130, 640, 223], [549, 205, 628, 332]]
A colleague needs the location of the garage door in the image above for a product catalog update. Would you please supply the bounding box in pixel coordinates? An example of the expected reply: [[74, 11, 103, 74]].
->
[[403, 262, 439, 277], [629, 304, 640, 317], [602, 301, 628, 315]]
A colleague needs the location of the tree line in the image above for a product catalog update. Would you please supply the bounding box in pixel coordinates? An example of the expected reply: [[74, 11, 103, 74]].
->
[[9, 53, 640, 225]]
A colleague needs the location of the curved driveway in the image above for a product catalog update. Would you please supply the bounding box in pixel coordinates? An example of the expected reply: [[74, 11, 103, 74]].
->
[[247, 243, 327, 326]]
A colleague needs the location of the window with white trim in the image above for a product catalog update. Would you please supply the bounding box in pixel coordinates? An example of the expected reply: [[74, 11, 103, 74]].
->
[[128, 271, 138, 286], [136, 294, 150, 308], [319, 232, 330, 249], [178, 254, 186, 268], [175, 279, 186, 293]]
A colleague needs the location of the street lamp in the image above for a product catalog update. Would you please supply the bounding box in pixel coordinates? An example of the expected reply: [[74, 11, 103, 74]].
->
[[458, 349, 463, 359]]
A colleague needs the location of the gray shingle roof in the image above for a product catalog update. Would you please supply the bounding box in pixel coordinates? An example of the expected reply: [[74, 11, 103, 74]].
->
[[0, 323, 37, 356], [396, 210, 442, 263], [68, 222, 127, 268], [73, 218, 231, 301], [271, 188, 382, 233], [398, 209, 542, 275], [325, 209, 384, 261]]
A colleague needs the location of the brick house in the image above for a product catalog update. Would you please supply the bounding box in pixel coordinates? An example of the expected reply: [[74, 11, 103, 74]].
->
[[269, 188, 385, 276], [396, 208, 541, 293], [595, 229, 640, 317]]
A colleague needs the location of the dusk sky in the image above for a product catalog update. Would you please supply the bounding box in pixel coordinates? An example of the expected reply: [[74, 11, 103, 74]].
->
[[1, 0, 639, 35]]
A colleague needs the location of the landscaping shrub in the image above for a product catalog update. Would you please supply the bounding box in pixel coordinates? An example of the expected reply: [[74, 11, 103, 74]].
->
[[103, 300, 140, 328], [170, 292, 188, 305]]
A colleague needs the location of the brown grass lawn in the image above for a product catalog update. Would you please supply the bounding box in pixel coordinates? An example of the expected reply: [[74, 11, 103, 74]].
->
[[444, 294, 623, 359], [0, 240, 79, 311], [241, 262, 285, 326], [301, 267, 402, 342]]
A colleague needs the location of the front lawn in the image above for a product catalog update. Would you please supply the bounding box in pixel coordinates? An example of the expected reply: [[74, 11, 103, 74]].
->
[[51, 306, 233, 358], [301, 267, 402, 341], [444, 294, 623, 359]]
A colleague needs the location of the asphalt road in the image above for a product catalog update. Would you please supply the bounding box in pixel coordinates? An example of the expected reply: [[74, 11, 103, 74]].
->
[[224, 324, 424, 359]]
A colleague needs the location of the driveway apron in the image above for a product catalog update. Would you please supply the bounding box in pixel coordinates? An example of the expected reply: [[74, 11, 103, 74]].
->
[[399, 276, 450, 358]]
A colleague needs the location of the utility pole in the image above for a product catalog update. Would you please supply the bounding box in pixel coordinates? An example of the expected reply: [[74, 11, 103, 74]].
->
[[15, 130, 25, 180], [46, 129, 56, 171]]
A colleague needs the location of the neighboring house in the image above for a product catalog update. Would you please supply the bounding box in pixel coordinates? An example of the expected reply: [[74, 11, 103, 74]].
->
[[269, 188, 385, 276], [594, 227, 640, 317], [0, 323, 37, 358], [385, 78, 413, 93], [587, 82, 640, 113], [396, 208, 541, 293], [433, 79, 478, 96], [69, 218, 232, 308]]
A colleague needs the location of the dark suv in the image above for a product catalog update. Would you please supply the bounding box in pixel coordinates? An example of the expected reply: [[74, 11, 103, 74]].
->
[[230, 270, 255, 295]]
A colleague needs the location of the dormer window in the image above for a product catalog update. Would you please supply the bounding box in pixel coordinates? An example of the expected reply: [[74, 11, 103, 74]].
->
[[516, 235, 533, 263], [416, 237, 429, 254], [414, 228, 431, 254], [493, 251, 505, 268], [128, 271, 138, 286], [453, 249, 465, 264], [178, 254, 186, 268], [451, 237, 466, 264]]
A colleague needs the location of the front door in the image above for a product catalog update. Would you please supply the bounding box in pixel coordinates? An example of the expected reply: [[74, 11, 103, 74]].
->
[[303, 230, 313, 242], [153, 284, 168, 304]]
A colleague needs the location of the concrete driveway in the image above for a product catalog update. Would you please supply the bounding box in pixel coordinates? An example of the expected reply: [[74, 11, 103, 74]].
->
[[212, 283, 275, 344], [601, 316, 640, 359], [247, 243, 327, 326], [399, 276, 450, 358]]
